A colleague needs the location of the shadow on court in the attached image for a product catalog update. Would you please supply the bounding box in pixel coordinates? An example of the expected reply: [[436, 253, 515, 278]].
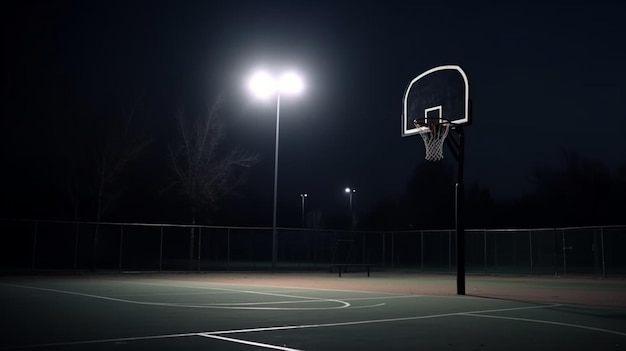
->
[[1, 273, 625, 350]]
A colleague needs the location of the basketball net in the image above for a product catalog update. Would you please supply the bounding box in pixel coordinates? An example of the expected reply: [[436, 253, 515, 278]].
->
[[414, 120, 450, 161]]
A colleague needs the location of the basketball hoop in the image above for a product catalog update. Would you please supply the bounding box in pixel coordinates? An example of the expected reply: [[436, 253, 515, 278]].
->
[[414, 119, 451, 161]]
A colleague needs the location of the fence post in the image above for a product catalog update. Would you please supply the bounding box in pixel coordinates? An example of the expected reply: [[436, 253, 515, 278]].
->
[[513, 231, 518, 267], [31, 220, 38, 273], [74, 222, 79, 272], [391, 232, 395, 268], [494, 231, 498, 268], [600, 227, 606, 278], [483, 230, 487, 274], [361, 232, 364, 264], [382, 232, 386, 267], [529, 230, 533, 275], [189, 227, 194, 271], [553, 228, 558, 276], [448, 230, 452, 272], [227, 228, 231, 271], [420, 231, 424, 272], [562, 230, 567, 276], [118, 226, 124, 272], [159, 226, 163, 271], [197, 227, 202, 272]]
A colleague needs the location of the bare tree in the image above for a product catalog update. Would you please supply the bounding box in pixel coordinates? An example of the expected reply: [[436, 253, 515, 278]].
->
[[169, 97, 258, 221], [169, 97, 258, 268], [93, 114, 149, 222], [90, 99, 151, 270]]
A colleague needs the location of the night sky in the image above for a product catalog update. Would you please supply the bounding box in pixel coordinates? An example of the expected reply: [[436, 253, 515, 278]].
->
[[3, 0, 626, 227]]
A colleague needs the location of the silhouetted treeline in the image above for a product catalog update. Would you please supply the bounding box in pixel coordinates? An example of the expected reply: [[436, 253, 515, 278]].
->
[[360, 151, 626, 230]]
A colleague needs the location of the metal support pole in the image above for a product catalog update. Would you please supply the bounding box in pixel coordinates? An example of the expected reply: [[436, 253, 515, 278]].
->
[[271, 94, 281, 272], [456, 182, 465, 295], [445, 125, 466, 294], [455, 128, 466, 295]]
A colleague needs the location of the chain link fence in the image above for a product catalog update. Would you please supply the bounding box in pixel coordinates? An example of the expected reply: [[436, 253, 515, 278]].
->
[[1, 219, 624, 276]]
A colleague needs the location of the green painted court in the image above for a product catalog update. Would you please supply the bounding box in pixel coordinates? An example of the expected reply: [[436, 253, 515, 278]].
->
[[1, 273, 625, 350]]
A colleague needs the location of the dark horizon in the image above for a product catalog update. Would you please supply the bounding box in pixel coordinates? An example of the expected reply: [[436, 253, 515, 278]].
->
[[2, 0, 626, 229]]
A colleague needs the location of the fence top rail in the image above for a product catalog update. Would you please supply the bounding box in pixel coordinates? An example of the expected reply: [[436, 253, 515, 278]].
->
[[0, 219, 384, 233], [0, 219, 396, 234], [0, 219, 268, 231], [2, 219, 625, 233], [386, 225, 626, 234]]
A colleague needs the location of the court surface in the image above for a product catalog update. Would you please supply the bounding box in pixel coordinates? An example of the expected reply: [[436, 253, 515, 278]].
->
[[1, 273, 625, 350]]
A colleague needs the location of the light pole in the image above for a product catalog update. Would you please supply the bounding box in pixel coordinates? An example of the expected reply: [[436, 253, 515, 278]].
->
[[345, 187, 356, 229], [248, 70, 304, 271], [300, 193, 307, 228]]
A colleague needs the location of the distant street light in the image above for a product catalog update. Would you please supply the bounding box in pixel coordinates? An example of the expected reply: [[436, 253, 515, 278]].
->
[[248, 69, 304, 270], [300, 193, 308, 228], [345, 187, 356, 229]]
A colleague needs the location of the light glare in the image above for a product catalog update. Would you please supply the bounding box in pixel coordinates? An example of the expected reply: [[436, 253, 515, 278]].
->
[[248, 71, 277, 98], [248, 70, 304, 98], [279, 72, 304, 94]]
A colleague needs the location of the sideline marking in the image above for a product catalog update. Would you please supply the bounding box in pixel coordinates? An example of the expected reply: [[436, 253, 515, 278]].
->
[[0, 283, 360, 310], [111, 289, 315, 297], [118, 279, 420, 302], [119, 278, 417, 296], [13, 303, 624, 351], [0, 332, 198, 350], [199, 333, 303, 351], [462, 313, 626, 337], [203, 304, 563, 336], [115, 281, 356, 310]]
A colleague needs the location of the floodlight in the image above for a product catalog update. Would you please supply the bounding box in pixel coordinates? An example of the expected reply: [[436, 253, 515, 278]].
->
[[279, 72, 304, 94], [248, 71, 277, 98]]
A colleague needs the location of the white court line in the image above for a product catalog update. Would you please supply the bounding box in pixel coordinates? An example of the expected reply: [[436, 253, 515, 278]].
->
[[201, 294, 416, 307], [113, 281, 362, 310], [111, 291, 236, 297], [117, 279, 421, 301], [111, 289, 318, 297], [0, 304, 578, 350], [121, 280, 344, 301], [198, 333, 303, 351], [0, 283, 357, 311], [203, 304, 563, 335], [0, 332, 199, 350], [461, 313, 626, 337], [4, 280, 624, 349], [109, 280, 424, 306], [119, 278, 419, 296]]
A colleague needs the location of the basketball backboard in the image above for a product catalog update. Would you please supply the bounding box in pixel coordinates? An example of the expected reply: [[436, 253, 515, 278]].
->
[[401, 65, 470, 137]]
